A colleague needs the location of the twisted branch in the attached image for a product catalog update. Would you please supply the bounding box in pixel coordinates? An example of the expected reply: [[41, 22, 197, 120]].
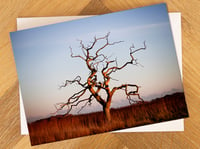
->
[[60, 76, 87, 88], [103, 41, 146, 75]]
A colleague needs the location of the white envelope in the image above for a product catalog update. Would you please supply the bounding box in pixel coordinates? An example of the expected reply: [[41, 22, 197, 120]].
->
[[18, 13, 183, 135]]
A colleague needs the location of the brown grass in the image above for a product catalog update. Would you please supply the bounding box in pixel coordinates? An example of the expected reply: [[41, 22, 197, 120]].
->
[[28, 92, 188, 146]]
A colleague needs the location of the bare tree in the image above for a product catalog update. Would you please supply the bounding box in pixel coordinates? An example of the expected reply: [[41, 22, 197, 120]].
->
[[54, 32, 146, 121]]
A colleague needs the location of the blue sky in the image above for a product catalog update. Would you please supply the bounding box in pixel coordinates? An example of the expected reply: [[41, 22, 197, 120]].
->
[[10, 3, 183, 122]]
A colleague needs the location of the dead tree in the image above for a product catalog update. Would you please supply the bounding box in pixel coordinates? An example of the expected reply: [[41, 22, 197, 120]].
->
[[54, 32, 146, 121]]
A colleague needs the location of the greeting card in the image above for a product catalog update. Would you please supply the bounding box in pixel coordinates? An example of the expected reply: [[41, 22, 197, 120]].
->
[[10, 3, 188, 145]]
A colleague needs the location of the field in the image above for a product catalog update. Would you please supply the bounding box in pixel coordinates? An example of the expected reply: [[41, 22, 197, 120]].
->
[[28, 92, 188, 145]]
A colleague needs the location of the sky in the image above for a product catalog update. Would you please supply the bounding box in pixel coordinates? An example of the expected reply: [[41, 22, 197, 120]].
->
[[10, 3, 184, 122]]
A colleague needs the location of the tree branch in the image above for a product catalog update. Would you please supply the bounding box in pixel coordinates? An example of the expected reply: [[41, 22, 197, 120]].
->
[[77, 95, 94, 113], [112, 84, 143, 103], [70, 46, 86, 61], [60, 76, 87, 89], [104, 41, 146, 75], [52, 88, 88, 115], [92, 32, 123, 61], [66, 95, 94, 115]]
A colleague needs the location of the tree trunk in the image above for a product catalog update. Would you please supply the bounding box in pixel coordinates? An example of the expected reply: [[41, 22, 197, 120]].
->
[[103, 105, 111, 122]]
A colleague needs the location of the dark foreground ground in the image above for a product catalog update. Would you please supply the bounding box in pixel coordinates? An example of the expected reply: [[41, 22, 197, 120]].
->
[[28, 92, 188, 145]]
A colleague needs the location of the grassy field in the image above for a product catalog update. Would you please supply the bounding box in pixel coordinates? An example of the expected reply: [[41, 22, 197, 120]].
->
[[28, 92, 188, 145]]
